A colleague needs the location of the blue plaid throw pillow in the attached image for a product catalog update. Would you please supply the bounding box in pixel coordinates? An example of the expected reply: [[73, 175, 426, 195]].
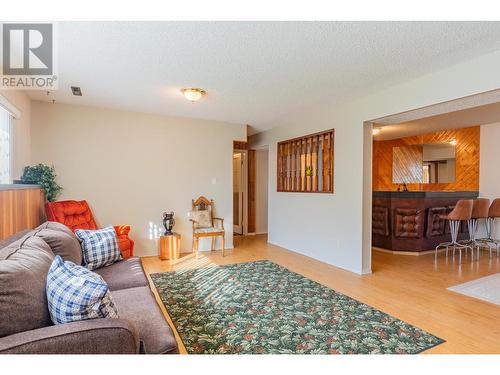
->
[[46, 255, 119, 325], [75, 226, 122, 270]]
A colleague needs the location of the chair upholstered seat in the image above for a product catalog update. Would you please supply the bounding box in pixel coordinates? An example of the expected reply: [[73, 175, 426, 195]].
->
[[194, 227, 225, 234]]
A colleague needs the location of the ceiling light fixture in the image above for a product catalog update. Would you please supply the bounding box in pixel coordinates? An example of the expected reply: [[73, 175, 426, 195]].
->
[[372, 128, 381, 136], [449, 139, 457, 146], [181, 88, 206, 102]]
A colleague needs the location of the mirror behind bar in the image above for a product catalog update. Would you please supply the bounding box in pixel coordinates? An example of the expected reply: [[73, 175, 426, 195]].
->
[[393, 143, 456, 184]]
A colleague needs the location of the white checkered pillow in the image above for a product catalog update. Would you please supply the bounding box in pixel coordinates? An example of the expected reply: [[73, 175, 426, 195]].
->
[[75, 226, 122, 270], [46, 255, 119, 325]]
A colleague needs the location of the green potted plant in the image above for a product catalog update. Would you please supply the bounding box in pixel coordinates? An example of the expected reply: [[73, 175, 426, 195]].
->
[[20, 164, 62, 202]]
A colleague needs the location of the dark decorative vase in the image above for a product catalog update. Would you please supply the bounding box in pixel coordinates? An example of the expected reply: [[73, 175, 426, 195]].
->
[[163, 211, 175, 235]]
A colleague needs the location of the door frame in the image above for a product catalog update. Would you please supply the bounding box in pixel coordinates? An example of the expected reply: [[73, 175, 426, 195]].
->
[[233, 149, 248, 235], [253, 146, 269, 235]]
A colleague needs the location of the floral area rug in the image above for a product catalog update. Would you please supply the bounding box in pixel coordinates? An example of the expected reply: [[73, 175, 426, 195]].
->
[[150, 260, 444, 354]]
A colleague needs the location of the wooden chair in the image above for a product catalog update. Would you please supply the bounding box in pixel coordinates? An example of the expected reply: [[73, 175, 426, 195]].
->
[[190, 196, 225, 257]]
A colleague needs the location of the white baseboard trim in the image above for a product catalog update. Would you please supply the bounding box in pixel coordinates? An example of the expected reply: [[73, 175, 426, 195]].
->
[[267, 239, 363, 275], [234, 232, 267, 236]]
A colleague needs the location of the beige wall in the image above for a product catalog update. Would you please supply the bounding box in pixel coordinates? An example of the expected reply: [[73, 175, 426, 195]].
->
[[31, 101, 246, 256], [0, 90, 31, 179]]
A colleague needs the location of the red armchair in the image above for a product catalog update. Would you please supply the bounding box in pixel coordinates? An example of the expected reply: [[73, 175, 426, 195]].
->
[[45, 200, 134, 259]]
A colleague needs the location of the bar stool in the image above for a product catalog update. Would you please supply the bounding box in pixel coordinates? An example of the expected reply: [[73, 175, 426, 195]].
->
[[435, 199, 474, 263], [463, 198, 490, 260], [479, 198, 500, 257]]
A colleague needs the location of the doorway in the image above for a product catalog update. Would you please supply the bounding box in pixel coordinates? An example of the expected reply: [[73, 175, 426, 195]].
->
[[233, 150, 247, 235], [362, 88, 500, 274]]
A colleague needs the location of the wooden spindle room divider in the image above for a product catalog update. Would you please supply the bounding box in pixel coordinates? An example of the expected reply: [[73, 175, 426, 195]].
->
[[277, 129, 334, 193]]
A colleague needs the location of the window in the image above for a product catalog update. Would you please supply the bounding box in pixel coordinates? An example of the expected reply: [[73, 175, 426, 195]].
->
[[277, 129, 335, 193], [0, 108, 12, 184]]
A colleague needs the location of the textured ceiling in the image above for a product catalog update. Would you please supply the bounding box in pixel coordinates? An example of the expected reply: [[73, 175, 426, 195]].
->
[[26, 21, 500, 134]]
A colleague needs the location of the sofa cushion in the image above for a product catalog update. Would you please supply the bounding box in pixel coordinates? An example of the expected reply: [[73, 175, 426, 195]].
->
[[0, 236, 54, 338], [46, 256, 119, 325], [94, 257, 148, 291], [32, 223, 83, 265], [0, 222, 73, 251], [34, 221, 75, 237], [0, 229, 33, 250], [111, 286, 178, 354], [75, 226, 122, 270]]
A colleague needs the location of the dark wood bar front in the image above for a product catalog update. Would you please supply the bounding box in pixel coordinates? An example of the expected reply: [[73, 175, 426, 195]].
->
[[372, 191, 479, 252]]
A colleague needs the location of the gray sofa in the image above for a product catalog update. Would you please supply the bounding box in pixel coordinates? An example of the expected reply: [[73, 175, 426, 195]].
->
[[0, 222, 178, 354]]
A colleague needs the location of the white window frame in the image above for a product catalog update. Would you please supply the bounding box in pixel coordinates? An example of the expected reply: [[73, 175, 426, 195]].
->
[[0, 109, 12, 184], [0, 96, 21, 119], [0, 95, 21, 184]]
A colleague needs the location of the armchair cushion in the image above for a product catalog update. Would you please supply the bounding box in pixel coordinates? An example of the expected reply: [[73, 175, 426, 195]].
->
[[190, 210, 211, 228], [45, 200, 98, 231]]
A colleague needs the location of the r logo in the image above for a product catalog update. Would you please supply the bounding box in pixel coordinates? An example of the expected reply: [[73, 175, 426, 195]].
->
[[2, 23, 53, 75]]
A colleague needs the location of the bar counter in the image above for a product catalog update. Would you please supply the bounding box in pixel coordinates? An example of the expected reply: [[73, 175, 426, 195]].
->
[[372, 191, 478, 252]]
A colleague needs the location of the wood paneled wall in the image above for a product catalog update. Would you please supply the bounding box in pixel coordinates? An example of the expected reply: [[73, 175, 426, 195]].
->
[[372, 126, 480, 192], [392, 145, 423, 184], [0, 187, 46, 240], [233, 141, 248, 150]]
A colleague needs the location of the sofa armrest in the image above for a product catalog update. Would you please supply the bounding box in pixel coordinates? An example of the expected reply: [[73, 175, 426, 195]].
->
[[0, 318, 140, 354], [114, 225, 131, 236]]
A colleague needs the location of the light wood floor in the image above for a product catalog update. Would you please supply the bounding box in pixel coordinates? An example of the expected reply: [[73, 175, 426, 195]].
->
[[141, 234, 500, 354]]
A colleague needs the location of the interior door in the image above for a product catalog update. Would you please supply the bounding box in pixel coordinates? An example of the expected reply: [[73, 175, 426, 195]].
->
[[233, 152, 243, 234]]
